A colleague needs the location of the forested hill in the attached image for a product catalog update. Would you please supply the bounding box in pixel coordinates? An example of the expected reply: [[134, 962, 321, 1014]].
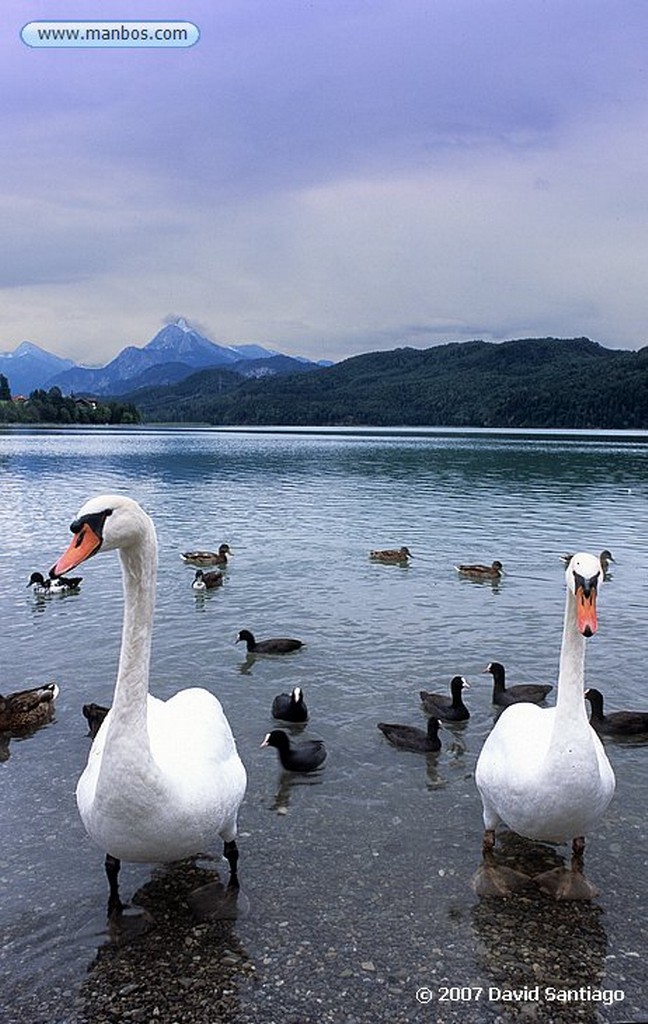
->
[[129, 337, 648, 429]]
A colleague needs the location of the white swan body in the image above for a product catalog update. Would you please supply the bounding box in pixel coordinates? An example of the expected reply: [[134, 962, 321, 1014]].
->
[[476, 702, 613, 842], [52, 495, 246, 873], [77, 689, 245, 863], [475, 552, 615, 846]]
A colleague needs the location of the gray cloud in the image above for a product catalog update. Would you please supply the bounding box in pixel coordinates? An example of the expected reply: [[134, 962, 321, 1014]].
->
[[2, 0, 648, 362]]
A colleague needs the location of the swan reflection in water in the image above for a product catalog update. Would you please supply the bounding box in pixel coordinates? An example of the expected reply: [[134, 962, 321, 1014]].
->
[[82, 860, 251, 1022], [471, 833, 608, 1024]]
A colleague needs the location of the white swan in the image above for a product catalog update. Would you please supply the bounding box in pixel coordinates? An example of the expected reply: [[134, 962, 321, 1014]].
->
[[51, 495, 247, 911], [474, 552, 615, 899]]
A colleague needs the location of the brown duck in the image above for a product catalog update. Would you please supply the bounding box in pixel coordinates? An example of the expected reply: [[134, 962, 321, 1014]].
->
[[0, 683, 59, 732], [192, 569, 224, 590], [180, 544, 232, 567], [455, 560, 503, 580], [369, 546, 412, 564]]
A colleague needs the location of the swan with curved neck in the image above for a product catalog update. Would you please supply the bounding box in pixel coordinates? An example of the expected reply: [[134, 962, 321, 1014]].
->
[[474, 552, 615, 898], [51, 495, 247, 911]]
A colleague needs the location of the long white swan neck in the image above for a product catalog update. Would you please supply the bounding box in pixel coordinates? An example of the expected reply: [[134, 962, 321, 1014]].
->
[[554, 585, 589, 723], [111, 524, 157, 740]]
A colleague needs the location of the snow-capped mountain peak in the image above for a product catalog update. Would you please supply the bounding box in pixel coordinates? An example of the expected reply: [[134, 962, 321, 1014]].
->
[[1, 320, 329, 396]]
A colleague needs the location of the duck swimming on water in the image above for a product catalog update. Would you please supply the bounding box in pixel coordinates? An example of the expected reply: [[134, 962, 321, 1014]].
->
[[455, 560, 503, 580], [236, 630, 303, 655], [0, 682, 59, 732], [28, 571, 82, 593], [271, 687, 309, 722], [369, 546, 412, 564], [377, 716, 441, 753], [420, 676, 470, 721], [261, 730, 326, 772], [181, 544, 232, 568], [585, 687, 648, 737], [192, 569, 224, 591], [484, 662, 553, 707]]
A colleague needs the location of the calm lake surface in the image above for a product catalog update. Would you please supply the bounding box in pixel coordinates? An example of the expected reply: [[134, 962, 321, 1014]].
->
[[1, 426, 647, 1024]]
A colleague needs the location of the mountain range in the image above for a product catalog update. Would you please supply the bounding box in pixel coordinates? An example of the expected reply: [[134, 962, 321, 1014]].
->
[[123, 335, 648, 430], [0, 319, 330, 396], [5, 328, 648, 430], [0, 342, 76, 396]]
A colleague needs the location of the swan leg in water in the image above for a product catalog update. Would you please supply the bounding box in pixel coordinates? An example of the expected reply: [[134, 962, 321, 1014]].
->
[[105, 839, 241, 916], [473, 831, 597, 900], [223, 839, 240, 887], [106, 854, 123, 915], [472, 829, 532, 897], [534, 836, 598, 900]]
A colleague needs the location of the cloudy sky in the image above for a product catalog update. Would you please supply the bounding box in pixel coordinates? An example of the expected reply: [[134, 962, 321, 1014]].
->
[[2, 0, 648, 365]]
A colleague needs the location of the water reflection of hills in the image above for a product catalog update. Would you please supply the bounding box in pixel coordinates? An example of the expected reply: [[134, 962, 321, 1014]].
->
[[121, 428, 648, 491]]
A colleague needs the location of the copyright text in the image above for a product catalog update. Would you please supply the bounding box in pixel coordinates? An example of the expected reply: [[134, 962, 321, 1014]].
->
[[415, 985, 625, 1007]]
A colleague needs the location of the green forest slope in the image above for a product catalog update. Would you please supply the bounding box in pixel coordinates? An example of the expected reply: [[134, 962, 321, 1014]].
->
[[127, 337, 648, 429]]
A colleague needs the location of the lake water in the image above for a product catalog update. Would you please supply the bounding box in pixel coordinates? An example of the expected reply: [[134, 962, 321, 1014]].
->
[[1, 426, 647, 1024]]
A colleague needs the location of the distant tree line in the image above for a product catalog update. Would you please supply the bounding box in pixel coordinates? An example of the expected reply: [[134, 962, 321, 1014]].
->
[[0, 378, 140, 425]]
